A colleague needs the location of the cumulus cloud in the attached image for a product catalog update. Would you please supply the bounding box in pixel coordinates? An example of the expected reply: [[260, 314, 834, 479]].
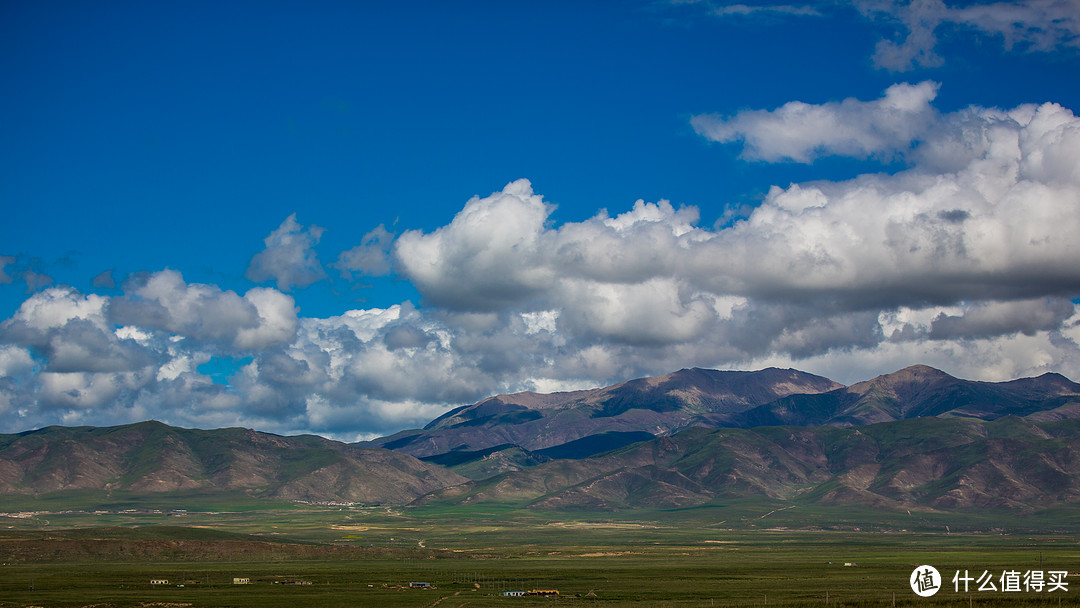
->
[[388, 88, 1080, 380], [246, 214, 327, 291], [0, 287, 159, 412], [335, 224, 394, 277], [693, 97, 1080, 308], [557, 278, 716, 345], [929, 297, 1076, 340], [0, 255, 58, 293], [23, 270, 54, 292], [109, 270, 298, 351], [395, 87, 1080, 326], [394, 179, 557, 310], [0, 289, 152, 374], [383, 324, 435, 350], [748, 310, 1080, 385], [2, 86, 1080, 440], [0, 344, 35, 378], [691, 81, 941, 162], [37, 369, 154, 412], [0, 277, 307, 432], [92, 269, 117, 289]]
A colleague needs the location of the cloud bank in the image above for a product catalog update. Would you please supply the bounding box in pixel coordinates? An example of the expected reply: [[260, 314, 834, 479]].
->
[[2, 84, 1080, 439]]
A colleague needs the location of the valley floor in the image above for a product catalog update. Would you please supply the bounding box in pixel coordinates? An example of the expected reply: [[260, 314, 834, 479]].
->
[[1, 500, 1079, 607]]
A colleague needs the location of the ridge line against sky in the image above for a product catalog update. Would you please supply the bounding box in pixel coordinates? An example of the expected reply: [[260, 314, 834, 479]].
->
[[2, 0, 1079, 440]]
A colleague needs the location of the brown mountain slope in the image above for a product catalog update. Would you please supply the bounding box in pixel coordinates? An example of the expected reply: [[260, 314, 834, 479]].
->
[[416, 417, 1080, 513], [0, 421, 466, 504], [369, 367, 842, 457]]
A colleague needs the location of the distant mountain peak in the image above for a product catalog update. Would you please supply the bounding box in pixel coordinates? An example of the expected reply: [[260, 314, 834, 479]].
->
[[372, 367, 843, 457], [847, 364, 953, 394], [878, 364, 953, 381]]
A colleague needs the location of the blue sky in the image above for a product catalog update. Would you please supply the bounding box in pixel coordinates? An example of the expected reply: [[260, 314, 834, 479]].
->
[[3, 1, 1080, 439]]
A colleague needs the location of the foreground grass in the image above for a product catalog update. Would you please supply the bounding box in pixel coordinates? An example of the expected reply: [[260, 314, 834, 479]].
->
[[1, 498, 1079, 607], [2, 545, 1077, 608]]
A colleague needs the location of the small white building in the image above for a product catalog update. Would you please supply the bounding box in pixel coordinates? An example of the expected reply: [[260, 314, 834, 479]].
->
[[233, 577, 251, 584]]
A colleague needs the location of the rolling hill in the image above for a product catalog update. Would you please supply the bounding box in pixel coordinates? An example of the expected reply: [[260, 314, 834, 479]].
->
[[0, 421, 465, 504]]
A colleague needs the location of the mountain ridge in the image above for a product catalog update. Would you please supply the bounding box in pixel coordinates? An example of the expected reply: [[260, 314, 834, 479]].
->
[[372, 367, 844, 457], [0, 420, 465, 504], [5, 364, 1080, 514], [715, 365, 1080, 429], [368, 365, 1080, 469], [414, 417, 1080, 513]]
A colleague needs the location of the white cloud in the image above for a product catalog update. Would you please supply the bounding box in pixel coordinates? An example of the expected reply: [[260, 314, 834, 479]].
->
[[110, 270, 298, 351], [0, 344, 35, 377], [394, 179, 557, 310], [954, 0, 1080, 51], [693, 1, 1080, 71], [93, 269, 117, 289], [691, 81, 940, 162], [747, 322, 1080, 386], [710, 4, 820, 17], [696, 100, 1080, 307], [1, 287, 155, 374], [156, 349, 210, 382], [856, 0, 1080, 71], [384, 90, 1080, 380], [246, 213, 327, 291], [335, 224, 394, 277], [37, 369, 153, 411], [2, 86, 1080, 439], [521, 310, 559, 335], [558, 278, 716, 345], [674, 1, 821, 18], [234, 287, 300, 350], [929, 298, 1077, 340], [6, 286, 109, 331]]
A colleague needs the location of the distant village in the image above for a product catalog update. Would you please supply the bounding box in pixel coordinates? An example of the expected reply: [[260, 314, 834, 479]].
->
[[146, 577, 570, 597]]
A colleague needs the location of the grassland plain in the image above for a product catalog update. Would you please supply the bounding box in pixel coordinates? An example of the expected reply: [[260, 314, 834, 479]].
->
[[1, 496, 1079, 607]]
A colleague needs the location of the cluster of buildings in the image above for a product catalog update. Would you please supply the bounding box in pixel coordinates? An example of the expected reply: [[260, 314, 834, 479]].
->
[[150, 576, 311, 586], [150, 578, 561, 596], [406, 582, 561, 597], [503, 589, 560, 597]]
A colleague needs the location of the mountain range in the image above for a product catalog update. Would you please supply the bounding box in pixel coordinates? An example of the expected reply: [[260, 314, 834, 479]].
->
[[370, 367, 843, 457], [367, 365, 1080, 466], [3, 365, 1080, 514], [417, 416, 1080, 512], [0, 421, 464, 503]]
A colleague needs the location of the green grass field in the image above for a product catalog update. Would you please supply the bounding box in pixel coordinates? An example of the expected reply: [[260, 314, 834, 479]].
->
[[2, 497, 1079, 607]]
